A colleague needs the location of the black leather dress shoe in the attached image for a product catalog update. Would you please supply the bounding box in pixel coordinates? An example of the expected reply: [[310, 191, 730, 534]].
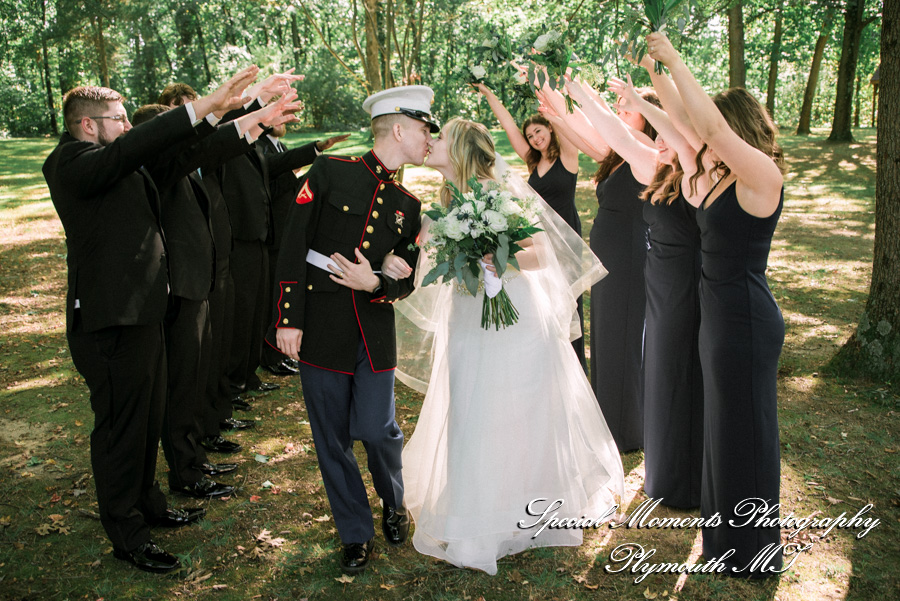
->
[[231, 396, 252, 411], [263, 359, 301, 376], [197, 462, 238, 477], [170, 477, 234, 499], [340, 538, 375, 574], [200, 435, 242, 454], [220, 417, 255, 431], [113, 540, 180, 573], [149, 507, 206, 528], [382, 505, 410, 547], [256, 381, 280, 392]]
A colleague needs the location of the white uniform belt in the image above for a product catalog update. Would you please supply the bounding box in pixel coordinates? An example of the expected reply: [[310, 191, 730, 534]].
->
[[306, 249, 338, 272], [305, 249, 381, 274]]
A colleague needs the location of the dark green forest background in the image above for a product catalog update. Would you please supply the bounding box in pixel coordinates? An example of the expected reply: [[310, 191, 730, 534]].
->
[[0, 0, 883, 138]]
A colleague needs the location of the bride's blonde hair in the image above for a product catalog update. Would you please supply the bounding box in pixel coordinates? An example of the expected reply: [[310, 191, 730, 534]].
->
[[439, 117, 496, 207]]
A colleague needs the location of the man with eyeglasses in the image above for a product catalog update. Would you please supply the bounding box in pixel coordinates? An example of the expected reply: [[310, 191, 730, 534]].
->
[[42, 68, 258, 574]]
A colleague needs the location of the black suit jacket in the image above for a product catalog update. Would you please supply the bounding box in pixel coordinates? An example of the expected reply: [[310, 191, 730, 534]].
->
[[271, 151, 421, 373], [258, 136, 319, 251], [42, 105, 200, 333], [219, 101, 319, 244], [144, 121, 252, 300]]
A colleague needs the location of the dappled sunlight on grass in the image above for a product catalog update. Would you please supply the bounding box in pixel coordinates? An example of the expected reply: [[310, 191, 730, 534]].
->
[[0, 130, 896, 600]]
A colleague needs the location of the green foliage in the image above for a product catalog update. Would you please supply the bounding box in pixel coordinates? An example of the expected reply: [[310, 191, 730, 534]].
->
[[0, 0, 883, 136]]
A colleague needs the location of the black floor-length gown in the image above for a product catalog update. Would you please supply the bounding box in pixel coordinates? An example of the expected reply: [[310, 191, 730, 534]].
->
[[696, 182, 784, 576], [588, 163, 647, 452], [528, 158, 586, 371], [642, 194, 704, 508]]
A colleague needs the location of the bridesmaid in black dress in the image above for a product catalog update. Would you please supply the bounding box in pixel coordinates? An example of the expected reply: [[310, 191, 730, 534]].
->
[[650, 33, 786, 577], [608, 68, 710, 508], [475, 84, 588, 371], [546, 79, 661, 453]]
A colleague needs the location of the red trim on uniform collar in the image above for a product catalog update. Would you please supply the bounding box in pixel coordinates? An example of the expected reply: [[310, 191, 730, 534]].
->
[[363, 151, 398, 182]]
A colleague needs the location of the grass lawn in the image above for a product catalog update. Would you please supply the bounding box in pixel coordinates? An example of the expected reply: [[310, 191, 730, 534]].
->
[[0, 127, 897, 601]]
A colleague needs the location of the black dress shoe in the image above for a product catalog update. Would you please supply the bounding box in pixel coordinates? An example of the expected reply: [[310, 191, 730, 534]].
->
[[220, 417, 255, 431], [340, 538, 375, 574], [263, 360, 300, 376], [170, 477, 234, 499], [113, 540, 180, 573], [284, 358, 301, 369], [231, 396, 252, 411], [197, 462, 238, 477], [149, 507, 206, 528], [382, 505, 409, 547], [256, 381, 280, 392], [200, 435, 242, 454]]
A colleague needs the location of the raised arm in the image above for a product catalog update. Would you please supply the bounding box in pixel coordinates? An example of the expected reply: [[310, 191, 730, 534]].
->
[[474, 83, 532, 161], [648, 33, 783, 216], [537, 87, 611, 161], [564, 79, 659, 184], [192, 65, 259, 121]]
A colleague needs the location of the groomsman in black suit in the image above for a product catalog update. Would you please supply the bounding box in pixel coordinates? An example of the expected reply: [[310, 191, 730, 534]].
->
[[258, 125, 351, 376], [42, 68, 257, 573], [132, 95, 301, 498], [274, 86, 437, 574], [219, 72, 325, 411], [157, 83, 251, 454]]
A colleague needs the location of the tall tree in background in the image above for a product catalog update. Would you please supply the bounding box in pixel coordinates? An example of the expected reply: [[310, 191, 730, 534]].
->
[[832, 0, 898, 381], [798, 6, 836, 134], [828, 0, 878, 141], [765, 0, 784, 116], [728, 0, 746, 87]]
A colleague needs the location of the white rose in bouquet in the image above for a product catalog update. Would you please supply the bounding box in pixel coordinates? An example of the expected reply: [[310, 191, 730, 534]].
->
[[442, 215, 465, 241], [498, 197, 523, 217], [470, 65, 487, 80], [533, 34, 552, 52], [483, 209, 508, 232]]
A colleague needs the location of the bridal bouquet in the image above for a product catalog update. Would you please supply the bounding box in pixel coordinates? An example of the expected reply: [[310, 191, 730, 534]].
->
[[620, 0, 690, 73], [416, 178, 542, 330]]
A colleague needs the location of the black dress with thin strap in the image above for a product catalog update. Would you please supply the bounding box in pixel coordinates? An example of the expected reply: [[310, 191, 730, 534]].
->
[[588, 163, 647, 452], [695, 181, 784, 576], [528, 158, 586, 371], [642, 195, 703, 508]]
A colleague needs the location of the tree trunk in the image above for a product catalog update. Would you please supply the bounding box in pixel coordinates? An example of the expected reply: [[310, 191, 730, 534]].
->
[[828, 0, 869, 142], [854, 73, 862, 126], [94, 14, 110, 88], [831, 0, 900, 381], [797, 8, 835, 135], [765, 0, 783, 117], [195, 12, 212, 86], [41, 0, 57, 134], [727, 0, 746, 88], [290, 13, 303, 67], [383, 0, 394, 88], [364, 0, 383, 92]]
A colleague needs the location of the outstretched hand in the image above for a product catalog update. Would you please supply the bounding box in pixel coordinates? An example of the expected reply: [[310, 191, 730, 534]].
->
[[607, 75, 641, 111], [247, 68, 305, 103], [197, 65, 259, 118], [646, 33, 679, 68], [258, 90, 303, 128], [316, 134, 351, 152]]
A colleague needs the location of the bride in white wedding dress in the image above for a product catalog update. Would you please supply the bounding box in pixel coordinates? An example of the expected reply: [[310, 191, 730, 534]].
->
[[388, 118, 624, 575]]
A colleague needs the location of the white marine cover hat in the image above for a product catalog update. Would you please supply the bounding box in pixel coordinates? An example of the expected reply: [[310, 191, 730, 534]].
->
[[362, 85, 440, 133]]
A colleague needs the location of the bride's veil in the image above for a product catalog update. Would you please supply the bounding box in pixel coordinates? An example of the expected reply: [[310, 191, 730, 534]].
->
[[394, 154, 607, 393]]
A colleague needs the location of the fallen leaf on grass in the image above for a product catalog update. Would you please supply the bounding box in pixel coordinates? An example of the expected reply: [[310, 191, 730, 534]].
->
[[826, 496, 844, 505], [0, 516, 10, 528], [335, 574, 354, 584], [313, 515, 331, 523], [249, 495, 262, 502], [644, 588, 658, 599], [255, 454, 269, 463], [211, 584, 227, 591]]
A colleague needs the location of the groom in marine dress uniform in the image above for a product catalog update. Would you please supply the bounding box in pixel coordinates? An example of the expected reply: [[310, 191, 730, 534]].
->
[[271, 86, 438, 574]]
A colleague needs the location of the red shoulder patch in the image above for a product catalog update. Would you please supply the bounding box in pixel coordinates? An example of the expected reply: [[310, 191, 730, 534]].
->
[[295, 180, 314, 204]]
